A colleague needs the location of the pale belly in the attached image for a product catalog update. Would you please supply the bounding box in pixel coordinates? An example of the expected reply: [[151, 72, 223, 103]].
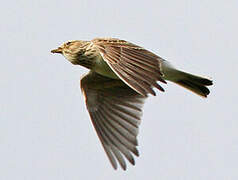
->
[[92, 56, 119, 79]]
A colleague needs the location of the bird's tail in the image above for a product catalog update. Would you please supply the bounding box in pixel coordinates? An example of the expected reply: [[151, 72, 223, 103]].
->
[[161, 61, 213, 97]]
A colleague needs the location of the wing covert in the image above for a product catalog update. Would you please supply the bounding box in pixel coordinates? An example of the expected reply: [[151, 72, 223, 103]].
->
[[92, 38, 166, 96]]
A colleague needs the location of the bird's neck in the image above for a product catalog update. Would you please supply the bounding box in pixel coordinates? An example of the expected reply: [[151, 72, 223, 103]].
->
[[74, 53, 96, 69]]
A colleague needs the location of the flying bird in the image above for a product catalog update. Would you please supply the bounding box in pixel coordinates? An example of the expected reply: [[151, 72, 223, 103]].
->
[[51, 38, 213, 170]]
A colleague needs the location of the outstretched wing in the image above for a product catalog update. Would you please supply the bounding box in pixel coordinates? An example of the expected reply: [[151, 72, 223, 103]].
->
[[92, 38, 166, 97], [81, 71, 147, 170]]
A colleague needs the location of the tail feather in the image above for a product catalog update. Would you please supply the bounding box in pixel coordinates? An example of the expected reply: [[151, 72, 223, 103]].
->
[[174, 71, 213, 97], [160, 61, 213, 97]]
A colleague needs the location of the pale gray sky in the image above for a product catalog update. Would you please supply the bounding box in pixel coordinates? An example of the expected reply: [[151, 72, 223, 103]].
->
[[1, 0, 238, 179]]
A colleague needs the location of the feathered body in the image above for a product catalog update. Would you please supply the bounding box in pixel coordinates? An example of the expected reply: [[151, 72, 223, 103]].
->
[[52, 38, 212, 97], [51, 37, 213, 170]]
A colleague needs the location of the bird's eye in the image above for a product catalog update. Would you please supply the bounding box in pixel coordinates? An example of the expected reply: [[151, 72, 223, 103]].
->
[[66, 42, 71, 46]]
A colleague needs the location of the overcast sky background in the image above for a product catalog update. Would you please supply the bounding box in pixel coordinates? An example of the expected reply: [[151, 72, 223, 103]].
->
[[1, 0, 238, 179]]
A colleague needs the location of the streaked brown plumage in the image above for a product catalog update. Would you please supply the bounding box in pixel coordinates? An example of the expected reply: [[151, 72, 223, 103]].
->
[[51, 37, 213, 170], [81, 72, 146, 170]]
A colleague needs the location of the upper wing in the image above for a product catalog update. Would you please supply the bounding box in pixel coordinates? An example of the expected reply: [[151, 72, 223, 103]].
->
[[92, 38, 167, 96], [81, 71, 146, 170]]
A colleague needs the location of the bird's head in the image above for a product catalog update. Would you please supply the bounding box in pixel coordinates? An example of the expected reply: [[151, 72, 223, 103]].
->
[[51, 40, 89, 64]]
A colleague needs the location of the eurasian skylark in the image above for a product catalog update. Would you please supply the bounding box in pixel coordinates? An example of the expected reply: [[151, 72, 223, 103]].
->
[[51, 37, 213, 170]]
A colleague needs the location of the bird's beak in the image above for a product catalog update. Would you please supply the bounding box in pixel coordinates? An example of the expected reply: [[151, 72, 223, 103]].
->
[[51, 47, 63, 54]]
